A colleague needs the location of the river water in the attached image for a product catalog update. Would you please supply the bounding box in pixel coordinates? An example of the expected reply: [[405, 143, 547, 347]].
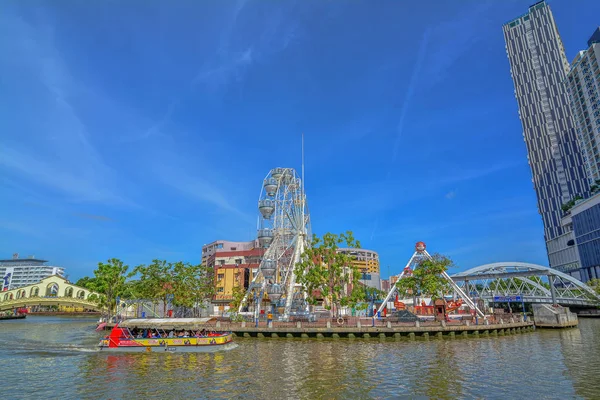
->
[[0, 316, 599, 399]]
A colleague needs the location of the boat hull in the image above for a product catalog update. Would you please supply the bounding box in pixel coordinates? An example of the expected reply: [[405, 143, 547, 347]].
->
[[0, 314, 26, 321]]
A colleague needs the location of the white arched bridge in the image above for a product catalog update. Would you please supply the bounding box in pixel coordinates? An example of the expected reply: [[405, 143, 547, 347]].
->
[[451, 262, 600, 307]]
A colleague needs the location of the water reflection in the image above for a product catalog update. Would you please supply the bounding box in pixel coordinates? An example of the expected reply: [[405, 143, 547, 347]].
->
[[556, 321, 600, 399], [1, 317, 600, 399]]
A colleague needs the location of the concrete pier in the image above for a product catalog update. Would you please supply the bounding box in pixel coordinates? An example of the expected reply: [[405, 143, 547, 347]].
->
[[225, 321, 534, 339], [533, 304, 579, 328]]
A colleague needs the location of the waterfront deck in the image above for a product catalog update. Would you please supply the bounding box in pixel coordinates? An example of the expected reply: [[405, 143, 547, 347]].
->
[[103, 316, 537, 339], [534, 320, 579, 329], [225, 320, 534, 339]]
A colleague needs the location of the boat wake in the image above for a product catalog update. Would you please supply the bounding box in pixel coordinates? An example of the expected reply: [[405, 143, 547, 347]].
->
[[2, 338, 238, 356], [0, 338, 100, 356], [219, 342, 239, 351]]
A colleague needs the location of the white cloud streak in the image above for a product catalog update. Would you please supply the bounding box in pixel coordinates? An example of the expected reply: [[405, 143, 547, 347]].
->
[[439, 161, 525, 185], [0, 12, 133, 206], [153, 163, 254, 223], [389, 29, 430, 169]]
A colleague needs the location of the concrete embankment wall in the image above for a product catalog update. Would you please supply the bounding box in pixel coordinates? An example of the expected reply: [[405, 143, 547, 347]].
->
[[219, 318, 535, 339], [533, 304, 578, 328]]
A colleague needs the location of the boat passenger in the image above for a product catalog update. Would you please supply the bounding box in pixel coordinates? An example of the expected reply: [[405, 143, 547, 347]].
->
[[168, 330, 174, 338]]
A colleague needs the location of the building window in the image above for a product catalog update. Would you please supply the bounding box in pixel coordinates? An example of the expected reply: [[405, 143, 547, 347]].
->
[[217, 287, 224, 293], [235, 259, 242, 265], [231, 247, 237, 251], [217, 274, 224, 280], [219, 260, 225, 266]]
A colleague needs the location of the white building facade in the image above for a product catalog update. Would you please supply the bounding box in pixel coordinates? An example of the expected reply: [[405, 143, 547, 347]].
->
[[566, 28, 600, 184], [503, 1, 590, 274], [1, 255, 65, 291]]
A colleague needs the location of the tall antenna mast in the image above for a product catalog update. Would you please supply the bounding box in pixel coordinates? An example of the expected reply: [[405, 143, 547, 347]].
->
[[301, 133, 305, 198]]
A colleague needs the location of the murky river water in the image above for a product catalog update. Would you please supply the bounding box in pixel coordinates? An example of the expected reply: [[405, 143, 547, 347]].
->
[[0, 316, 599, 399]]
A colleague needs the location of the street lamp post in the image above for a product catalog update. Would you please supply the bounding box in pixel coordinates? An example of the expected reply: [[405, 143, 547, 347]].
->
[[253, 291, 258, 328]]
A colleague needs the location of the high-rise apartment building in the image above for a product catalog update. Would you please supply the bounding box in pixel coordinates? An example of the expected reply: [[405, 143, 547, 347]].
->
[[1, 254, 65, 291], [337, 248, 381, 290], [503, 1, 589, 273], [566, 28, 600, 183]]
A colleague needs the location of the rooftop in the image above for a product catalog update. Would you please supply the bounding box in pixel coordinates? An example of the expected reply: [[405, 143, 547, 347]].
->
[[588, 27, 600, 47], [571, 192, 600, 215], [503, 1, 546, 27], [0, 258, 48, 264]]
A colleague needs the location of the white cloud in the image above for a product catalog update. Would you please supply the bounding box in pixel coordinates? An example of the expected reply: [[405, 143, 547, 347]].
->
[[192, 47, 254, 88], [0, 12, 134, 206], [439, 161, 524, 185], [152, 162, 253, 223], [0, 146, 127, 205], [192, 1, 300, 91]]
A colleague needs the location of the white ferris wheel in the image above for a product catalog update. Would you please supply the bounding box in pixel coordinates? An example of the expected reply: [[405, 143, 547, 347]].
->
[[239, 167, 311, 320]]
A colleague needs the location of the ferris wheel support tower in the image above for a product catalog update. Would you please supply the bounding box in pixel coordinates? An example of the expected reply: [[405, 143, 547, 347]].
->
[[377, 242, 484, 318]]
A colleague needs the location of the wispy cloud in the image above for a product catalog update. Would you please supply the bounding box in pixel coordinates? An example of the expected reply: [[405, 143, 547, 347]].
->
[[73, 213, 113, 222], [389, 29, 430, 170], [420, 0, 496, 89], [370, 30, 430, 240], [0, 12, 133, 206], [132, 2, 301, 145], [445, 190, 457, 200], [373, 205, 538, 240], [0, 221, 43, 237], [439, 160, 525, 185], [192, 1, 300, 91], [0, 145, 128, 205], [153, 163, 253, 223], [192, 47, 254, 88], [121, 99, 180, 143]]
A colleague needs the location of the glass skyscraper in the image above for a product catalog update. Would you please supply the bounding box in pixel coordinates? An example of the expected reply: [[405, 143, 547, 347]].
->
[[566, 28, 600, 184], [503, 1, 589, 272]]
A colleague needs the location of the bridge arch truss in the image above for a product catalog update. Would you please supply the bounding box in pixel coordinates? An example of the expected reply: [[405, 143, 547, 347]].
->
[[451, 262, 600, 307]]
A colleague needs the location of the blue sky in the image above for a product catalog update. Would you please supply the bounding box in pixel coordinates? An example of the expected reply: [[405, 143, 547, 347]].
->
[[1, 0, 599, 281]]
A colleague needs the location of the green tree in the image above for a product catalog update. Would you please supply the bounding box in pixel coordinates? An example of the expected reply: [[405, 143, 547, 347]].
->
[[588, 278, 600, 295], [172, 262, 215, 316], [74, 276, 98, 290], [562, 195, 584, 213], [229, 273, 249, 312], [92, 258, 130, 320], [228, 278, 249, 322], [132, 259, 173, 316], [294, 231, 366, 318], [395, 253, 453, 301]]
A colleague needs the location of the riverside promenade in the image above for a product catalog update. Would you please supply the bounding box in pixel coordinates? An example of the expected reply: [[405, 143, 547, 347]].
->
[[101, 312, 579, 338], [211, 315, 535, 339]]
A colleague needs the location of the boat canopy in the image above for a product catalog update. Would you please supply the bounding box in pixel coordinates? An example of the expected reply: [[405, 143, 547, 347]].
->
[[119, 317, 217, 329]]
